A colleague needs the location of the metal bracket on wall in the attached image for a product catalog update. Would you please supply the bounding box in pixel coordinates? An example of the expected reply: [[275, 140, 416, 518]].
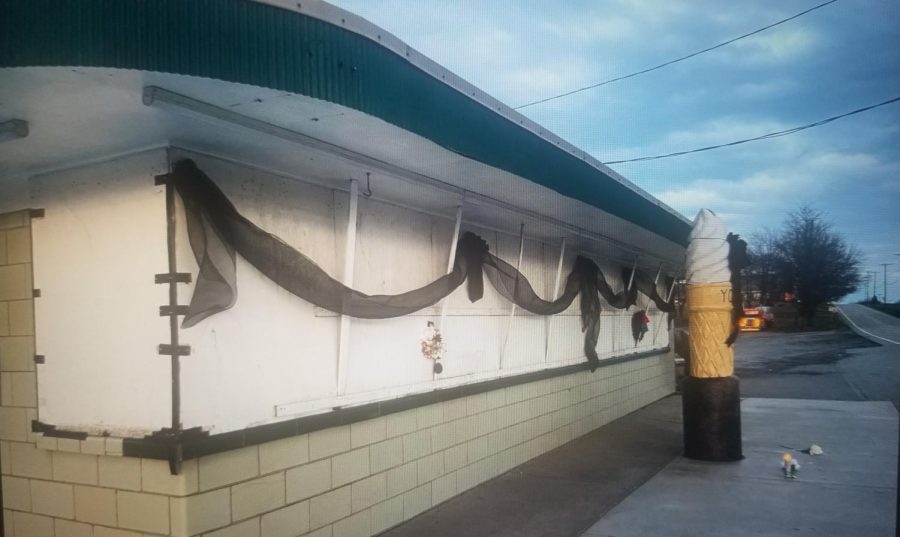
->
[[159, 305, 190, 316], [158, 344, 191, 357], [155, 273, 192, 284], [154, 167, 191, 475]]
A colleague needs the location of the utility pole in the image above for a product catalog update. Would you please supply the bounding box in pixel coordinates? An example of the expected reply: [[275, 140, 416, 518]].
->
[[880, 264, 892, 303], [869, 271, 878, 301]]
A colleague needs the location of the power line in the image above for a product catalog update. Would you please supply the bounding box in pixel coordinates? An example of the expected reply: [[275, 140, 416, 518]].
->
[[602, 95, 900, 165], [514, 0, 839, 110]]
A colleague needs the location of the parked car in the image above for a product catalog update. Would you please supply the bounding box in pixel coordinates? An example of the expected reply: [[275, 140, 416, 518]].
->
[[739, 307, 768, 331]]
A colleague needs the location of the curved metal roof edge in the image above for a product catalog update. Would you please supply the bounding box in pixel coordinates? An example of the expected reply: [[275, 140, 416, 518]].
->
[[0, 0, 691, 245], [260, 0, 690, 227]]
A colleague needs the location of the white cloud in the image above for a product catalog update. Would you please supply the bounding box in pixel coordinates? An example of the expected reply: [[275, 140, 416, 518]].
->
[[733, 79, 797, 99], [540, 14, 638, 44], [724, 27, 819, 64]]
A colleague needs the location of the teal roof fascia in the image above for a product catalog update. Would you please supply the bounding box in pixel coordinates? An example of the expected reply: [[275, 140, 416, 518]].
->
[[0, 0, 690, 245]]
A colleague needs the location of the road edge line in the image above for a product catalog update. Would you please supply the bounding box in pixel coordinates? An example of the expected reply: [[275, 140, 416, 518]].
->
[[836, 307, 900, 346]]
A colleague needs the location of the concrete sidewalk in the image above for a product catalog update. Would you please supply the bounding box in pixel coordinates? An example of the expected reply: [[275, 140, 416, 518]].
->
[[584, 398, 898, 537], [378, 395, 684, 537], [379, 396, 898, 537]]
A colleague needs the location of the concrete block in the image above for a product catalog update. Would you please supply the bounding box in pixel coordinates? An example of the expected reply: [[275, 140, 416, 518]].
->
[[117, 490, 170, 534], [0, 265, 29, 301], [0, 406, 27, 441], [504, 383, 529, 404], [473, 455, 498, 485], [57, 437, 82, 453], [2, 508, 12, 537], [204, 517, 260, 537], [431, 472, 458, 506], [443, 443, 468, 473], [370, 496, 403, 534], [0, 211, 27, 230], [52, 451, 99, 485], [304, 526, 333, 537], [332, 447, 369, 487], [54, 519, 94, 537], [416, 452, 444, 485], [0, 440, 8, 473], [309, 426, 351, 461], [466, 435, 491, 463], [332, 509, 370, 537], [485, 389, 507, 410], [142, 457, 198, 496], [429, 422, 454, 452], [369, 437, 402, 474], [402, 483, 431, 520], [8, 300, 33, 336], [451, 416, 476, 444], [169, 487, 230, 537], [199, 445, 259, 491], [13, 511, 54, 537], [10, 371, 36, 407], [415, 404, 443, 430], [231, 473, 286, 521], [260, 500, 309, 537], [259, 435, 309, 474], [0, 302, 8, 336], [80, 437, 106, 455], [350, 473, 386, 513], [98, 455, 141, 491], [0, 230, 7, 265], [384, 410, 416, 438], [0, 373, 11, 405], [94, 526, 143, 537], [401, 430, 431, 463], [9, 441, 52, 478], [442, 398, 468, 421], [74, 484, 116, 526], [285, 459, 331, 503], [6, 227, 31, 265], [309, 485, 351, 529], [385, 462, 416, 498], [465, 393, 487, 416], [350, 418, 385, 449], [0, 336, 35, 371], [473, 408, 499, 437], [31, 479, 75, 518], [105, 437, 123, 456], [2, 475, 31, 511]]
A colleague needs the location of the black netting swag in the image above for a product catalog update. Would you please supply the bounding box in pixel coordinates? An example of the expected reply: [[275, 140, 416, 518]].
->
[[170, 159, 675, 370]]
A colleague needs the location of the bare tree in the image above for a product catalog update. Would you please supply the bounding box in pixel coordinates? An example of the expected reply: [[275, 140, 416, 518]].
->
[[746, 228, 782, 306], [773, 206, 862, 325]]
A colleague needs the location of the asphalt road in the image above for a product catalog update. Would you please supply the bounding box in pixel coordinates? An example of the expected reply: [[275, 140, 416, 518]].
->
[[734, 305, 899, 408], [837, 303, 900, 345]]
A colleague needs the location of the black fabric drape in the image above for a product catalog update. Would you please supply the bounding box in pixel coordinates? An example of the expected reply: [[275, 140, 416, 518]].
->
[[170, 159, 675, 370]]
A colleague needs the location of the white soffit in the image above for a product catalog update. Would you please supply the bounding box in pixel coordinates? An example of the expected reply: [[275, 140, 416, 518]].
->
[[0, 67, 685, 268]]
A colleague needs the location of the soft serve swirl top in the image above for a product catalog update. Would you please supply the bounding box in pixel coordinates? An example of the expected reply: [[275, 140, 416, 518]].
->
[[686, 209, 731, 284]]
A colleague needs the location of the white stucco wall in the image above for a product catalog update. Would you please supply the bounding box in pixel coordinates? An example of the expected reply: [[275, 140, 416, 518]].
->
[[20, 148, 670, 437], [30, 149, 172, 434], [172, 151, 670, 435]]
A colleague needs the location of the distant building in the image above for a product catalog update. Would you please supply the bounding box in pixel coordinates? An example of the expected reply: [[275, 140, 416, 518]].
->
[[0, 1, 689, 535]]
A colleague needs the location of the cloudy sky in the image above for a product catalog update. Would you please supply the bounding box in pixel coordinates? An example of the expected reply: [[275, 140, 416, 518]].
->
[[331, 0, 899, 302]]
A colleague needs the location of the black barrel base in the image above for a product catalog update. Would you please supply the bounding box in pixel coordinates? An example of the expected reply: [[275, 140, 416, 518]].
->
[[682, 375, 743, 462]]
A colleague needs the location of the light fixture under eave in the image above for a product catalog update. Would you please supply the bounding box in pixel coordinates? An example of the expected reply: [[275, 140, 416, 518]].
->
[[141, 85, 680, 269], [0, 119, 29, 143]]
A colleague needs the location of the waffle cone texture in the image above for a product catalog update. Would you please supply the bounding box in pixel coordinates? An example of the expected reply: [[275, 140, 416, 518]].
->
[[687, 283, 734, 378]]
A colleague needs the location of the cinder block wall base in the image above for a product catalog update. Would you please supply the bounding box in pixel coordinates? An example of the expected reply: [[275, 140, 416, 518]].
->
[[0, 209, 676, 537]]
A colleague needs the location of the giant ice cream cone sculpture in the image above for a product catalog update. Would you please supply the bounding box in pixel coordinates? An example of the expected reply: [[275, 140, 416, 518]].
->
[[682, 208, 742, 461], [685, 209, 733, 378]]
